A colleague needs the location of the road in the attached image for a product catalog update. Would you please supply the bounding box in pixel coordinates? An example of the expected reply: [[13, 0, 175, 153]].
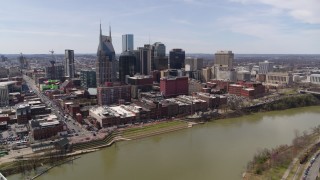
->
[[23, 75, 89, 136], [302, 152, 320, 180]]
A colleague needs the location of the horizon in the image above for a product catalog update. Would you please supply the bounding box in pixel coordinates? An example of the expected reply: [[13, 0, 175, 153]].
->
[[0, 0, 319, 54]]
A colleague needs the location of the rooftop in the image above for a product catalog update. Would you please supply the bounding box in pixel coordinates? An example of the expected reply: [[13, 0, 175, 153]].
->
[[0, 81, 16, 87]]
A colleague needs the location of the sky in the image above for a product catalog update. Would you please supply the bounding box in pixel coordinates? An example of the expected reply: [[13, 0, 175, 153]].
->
[[0, 0, 319, 54]]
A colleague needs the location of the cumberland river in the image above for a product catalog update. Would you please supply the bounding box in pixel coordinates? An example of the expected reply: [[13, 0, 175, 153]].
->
[[10, 106, 320, 180]]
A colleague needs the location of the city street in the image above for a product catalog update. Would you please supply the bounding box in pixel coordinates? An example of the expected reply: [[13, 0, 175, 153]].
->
[[22, 75, 89, 137], [302, 152, 320, 180]]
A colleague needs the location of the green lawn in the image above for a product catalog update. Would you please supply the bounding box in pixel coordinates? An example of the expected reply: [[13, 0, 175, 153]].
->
[[122, 121, 187, 137]]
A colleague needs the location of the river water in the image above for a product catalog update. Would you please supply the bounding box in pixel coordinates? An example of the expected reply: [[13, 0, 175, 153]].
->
[[9, 106, 320, 180]]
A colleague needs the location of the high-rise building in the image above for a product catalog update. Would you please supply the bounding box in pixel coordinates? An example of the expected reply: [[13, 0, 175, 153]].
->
[[122, 34, 134, 52], [139, 45, 153, 75], [0, 67, 8, 78], [64, 49, 75, 78], [19, 53, 28, 69], [153, 42, 166, 57], [185, 58, 203, 71], [119, 51, 137, 83], [80, 70, 97, 89], [169, 49, 185, 69], [96, 24, 117, 86], [214, 51, 234, 70], [259, 61, 273, 74], [45, 65, 64, 81], [0, 85, 9, 107]]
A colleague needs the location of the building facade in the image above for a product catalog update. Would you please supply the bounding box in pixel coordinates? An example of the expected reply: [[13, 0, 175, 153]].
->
[[119, 51, 137, 83], [45, 65, 64, 81], [169, 49, 185, 69], [214, 51, 234, 70], [138, 45, 153, 75], [266, 73, 293, 87], [0, 86, 9, 107], [80, 70, 97, 89], [153, 42, 166, 57], [97, 83, 131, 105], [310, 74, 320, 85], [160, 76, 188, 97], [96, 25, 117, 86], [185, 58, 203, 71], [64, 49, 75, 78], [259, 61, 273, 74], [122, 34, 134, 52]]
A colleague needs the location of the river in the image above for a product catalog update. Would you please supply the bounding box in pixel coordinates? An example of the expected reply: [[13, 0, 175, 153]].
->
[[9, 106, 320, 180]]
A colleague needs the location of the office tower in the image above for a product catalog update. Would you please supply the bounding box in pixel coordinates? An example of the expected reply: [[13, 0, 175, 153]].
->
[[153, 42, 168, 71], [138, 45, 153, 75], [19, 53, 28, 69], [80, 70, 97, 89], [0, 67, 8, 78], [169, 49, 185, 69], [0, 85, 9, 107], [122, 34, 134, 52], [119, 51, 137, 83], [153, 42, 166, 57], [259, 61, 273, 74], [185, 58, 203, 71], [214, 51, 234, 70], [96, 24, 117, 86], [45, 65, 64, 81], [64, 49, 75, 78]]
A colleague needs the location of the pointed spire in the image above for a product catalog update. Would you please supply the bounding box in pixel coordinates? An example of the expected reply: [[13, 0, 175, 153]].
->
[[100, 20, 102, 37], [109, 25, 111, 38]]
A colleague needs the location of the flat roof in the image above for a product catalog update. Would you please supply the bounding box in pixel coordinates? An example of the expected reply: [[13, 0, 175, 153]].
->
[[0, 81, 16, 86], [40, 120, 60, 127]]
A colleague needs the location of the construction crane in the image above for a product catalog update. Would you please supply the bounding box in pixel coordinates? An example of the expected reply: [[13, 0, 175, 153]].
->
[[49, 49, 56, 66]]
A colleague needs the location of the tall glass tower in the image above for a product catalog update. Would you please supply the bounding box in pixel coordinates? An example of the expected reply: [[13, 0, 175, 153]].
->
[[122, 34, 134, 52]]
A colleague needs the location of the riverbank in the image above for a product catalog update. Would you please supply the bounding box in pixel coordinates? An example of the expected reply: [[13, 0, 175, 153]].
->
[[8, 105, 320, 180], [4, 94, 320, 178], [243, 126, 320, 180]]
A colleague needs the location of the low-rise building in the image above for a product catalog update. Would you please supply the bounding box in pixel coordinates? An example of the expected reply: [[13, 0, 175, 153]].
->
[[160, 76, 188, 98], [29, 115, 65, 140], [266, 73, 293, 87], [97, 83, 131, 105], [310, 74, 320, 85]]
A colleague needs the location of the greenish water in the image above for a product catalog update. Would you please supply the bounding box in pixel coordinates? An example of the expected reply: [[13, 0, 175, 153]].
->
[[9, 106, 320, 180]]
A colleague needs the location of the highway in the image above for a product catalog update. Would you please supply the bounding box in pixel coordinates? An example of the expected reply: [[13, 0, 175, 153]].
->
[[23, 75, 89, 136], [302, 152, 320, 180]]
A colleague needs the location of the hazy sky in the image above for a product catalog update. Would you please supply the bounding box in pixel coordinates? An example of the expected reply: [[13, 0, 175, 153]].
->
[[1, 0, 319, 54]]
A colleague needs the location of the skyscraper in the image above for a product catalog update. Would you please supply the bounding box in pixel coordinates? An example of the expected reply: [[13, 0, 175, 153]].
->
[[153, 42, 166, 57], [139, 45, 153, 75], [64, 49, 75, 78], [122, 34, 134, 52], [80, 70, 97, 89], [214, 51, 234, 70], [169, 49, 185, 69], [96, 24, 117, 86], [119, 51, 137, 83]]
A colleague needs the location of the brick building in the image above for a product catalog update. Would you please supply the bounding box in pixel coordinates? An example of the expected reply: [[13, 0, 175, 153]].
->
[[97, 83, 131, 105], [30, 119, 65, 140], [160, 76, 188, 98]]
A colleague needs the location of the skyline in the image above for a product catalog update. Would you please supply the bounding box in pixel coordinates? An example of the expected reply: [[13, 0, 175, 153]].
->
[[0, 0, 320, 54]]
